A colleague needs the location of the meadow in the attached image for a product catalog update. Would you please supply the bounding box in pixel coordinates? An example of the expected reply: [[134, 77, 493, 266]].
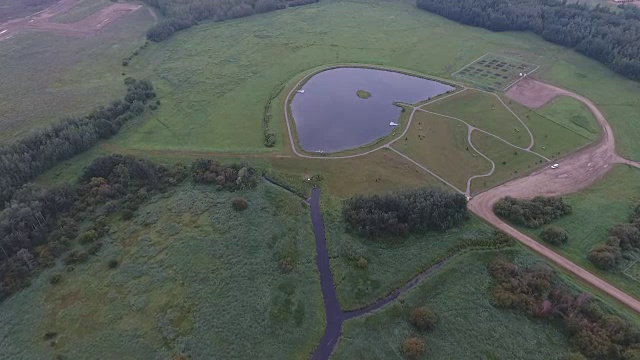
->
[[3, 0, 640, 357], [0, 183, 324, 359], [333, 249, 573, 359], [319, 194, 496, 310], [518, 164, 640, 302], [108, 0, 640, 159]]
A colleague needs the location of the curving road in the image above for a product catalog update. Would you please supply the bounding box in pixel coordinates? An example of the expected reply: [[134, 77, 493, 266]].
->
[[469, 78, 640, 313]]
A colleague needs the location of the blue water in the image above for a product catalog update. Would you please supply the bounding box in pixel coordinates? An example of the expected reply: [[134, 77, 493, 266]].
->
[[291, 67, 454, 153]]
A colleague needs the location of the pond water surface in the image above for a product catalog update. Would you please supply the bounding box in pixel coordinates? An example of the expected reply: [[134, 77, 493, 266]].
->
[[291, 67, 454, 153]]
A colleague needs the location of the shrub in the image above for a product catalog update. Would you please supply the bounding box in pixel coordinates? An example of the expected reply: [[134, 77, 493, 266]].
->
[[65, 250, 88, 265], [232, 197, 249, 211], [540, 226, 569, 246], [108, 259, 119, 269], [264, 131, 276, 147], [402, 336, 425, 359], [493, 196, 572, 228], [121, 209, 134, 220], [49, 274, 62, 285], [191, 159, 259, 190], [78, 230, 98, 244], [356, 257, 368, 270], [409, 306, 439, 331], [87, 242, 102, 255], [278, 258, 293, 274], [588, 244, 621, 270]]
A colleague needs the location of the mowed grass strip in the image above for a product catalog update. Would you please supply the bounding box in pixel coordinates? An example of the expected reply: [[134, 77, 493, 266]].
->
[[518, 165, 640, 301], [392, 111, 491, 191], [332, 250, 571, 359], [424, 89, 530, 148], [469, 130, 544, 194]]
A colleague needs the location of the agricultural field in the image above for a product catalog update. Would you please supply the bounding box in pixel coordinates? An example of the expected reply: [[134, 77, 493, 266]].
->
[[452, 53, 539, 92], [0, 182, 324, 359]]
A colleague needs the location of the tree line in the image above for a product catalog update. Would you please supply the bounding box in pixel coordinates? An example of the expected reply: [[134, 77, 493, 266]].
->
[[493, 196, 572, 228], [342, 188, 468, 238], [589, 204, 640, 270], [416, 0, 640, 81], [490, 257, 640, 359], [144, 0, 320, 42], [0, 78, 158, 208], [0, 154, 259, 302]]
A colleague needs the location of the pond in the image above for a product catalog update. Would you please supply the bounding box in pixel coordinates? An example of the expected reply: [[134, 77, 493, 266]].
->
[[290, 67, 455, 153]]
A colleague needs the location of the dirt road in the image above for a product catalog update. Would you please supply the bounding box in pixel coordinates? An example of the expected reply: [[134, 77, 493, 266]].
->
[[0, 0, 141, 41], [468, 78, 640, 313]]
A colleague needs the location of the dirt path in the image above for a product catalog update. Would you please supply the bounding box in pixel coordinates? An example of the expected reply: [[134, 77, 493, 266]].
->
[[0, 0, 141, 41], [469, 78, 640, 313]]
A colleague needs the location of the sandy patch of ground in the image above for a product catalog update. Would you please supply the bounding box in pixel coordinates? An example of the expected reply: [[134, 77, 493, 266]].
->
[[505, 77, 564, 108], [0, 0, 141, 41]]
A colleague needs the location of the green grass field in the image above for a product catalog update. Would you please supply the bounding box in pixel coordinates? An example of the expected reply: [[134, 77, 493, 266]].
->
[[0, 183, 324, 359], [469, 130, 544, 193], [518, 164, 640, 301], [392, 111, 491, 192], [423, 89, 531, 148], [510, 96, 598, 159], [99, 0, 640, 158], [333, 249, 572, 359]]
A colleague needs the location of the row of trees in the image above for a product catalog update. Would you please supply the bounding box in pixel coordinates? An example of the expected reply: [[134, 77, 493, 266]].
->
[[416, 0, 640, 81], [493, 196, 572, 228], [144, 0, 319, 42], [191, 159, 259, 190], [0, 155, 187, 301], [0, 78, 157, 208], [490, 258, 640, 359], [342, 188, 468, 238], [589, 204, 640, 270]]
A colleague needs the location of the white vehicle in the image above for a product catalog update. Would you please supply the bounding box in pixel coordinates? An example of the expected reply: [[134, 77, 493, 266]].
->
[[551, 163, 559, 169]]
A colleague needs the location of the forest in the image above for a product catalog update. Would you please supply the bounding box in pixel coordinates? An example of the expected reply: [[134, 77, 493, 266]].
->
[[0, 78, 157, 208], [416, 0, 640, 81], [490, 258, 640, 359], [342, 188, 468, 238], [144, 0, 319, 41], [0, 154, 257, 302]]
